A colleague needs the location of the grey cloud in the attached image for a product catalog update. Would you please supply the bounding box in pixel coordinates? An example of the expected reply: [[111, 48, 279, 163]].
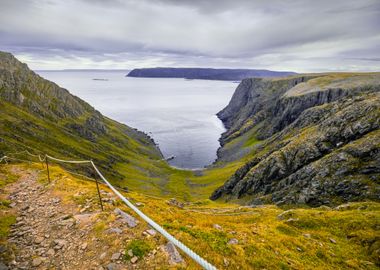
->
[[0, 0, 379, 71]]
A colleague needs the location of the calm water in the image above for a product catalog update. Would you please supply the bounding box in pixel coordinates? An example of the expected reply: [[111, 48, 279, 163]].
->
[[37, 70, 235, 169]]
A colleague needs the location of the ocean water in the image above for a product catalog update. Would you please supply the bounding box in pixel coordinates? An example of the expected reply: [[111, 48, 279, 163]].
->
[[37, 70, 236, 169]]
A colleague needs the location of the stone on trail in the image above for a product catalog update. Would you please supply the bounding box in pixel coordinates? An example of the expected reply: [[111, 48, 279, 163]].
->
[[34, 236, 44, 244], [106, 227, 123, 234], [146, 229, 157, 236], [81, 242, 88, 250], [130, 256, 138, 264], [113, 208, 138, 228], [105, 263, 116, 270], [99, 252, 107, 261], [164, 242, 184, 264], [0, 262, 8, 270], [127, 249, 133, 257], [32, 257, 43, 267], [111, 252, 121, 261], [47, 248, 55, 256]]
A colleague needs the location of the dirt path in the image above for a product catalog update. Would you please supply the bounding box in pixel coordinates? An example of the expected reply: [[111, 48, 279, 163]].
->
[[1, 166, 185, 270]]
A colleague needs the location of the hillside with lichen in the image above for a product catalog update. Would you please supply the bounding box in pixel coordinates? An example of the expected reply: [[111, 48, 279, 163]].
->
[[211, 73, 380, 206]]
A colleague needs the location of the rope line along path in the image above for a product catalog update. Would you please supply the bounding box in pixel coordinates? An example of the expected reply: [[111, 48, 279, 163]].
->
[[1, 152, 217, 270]]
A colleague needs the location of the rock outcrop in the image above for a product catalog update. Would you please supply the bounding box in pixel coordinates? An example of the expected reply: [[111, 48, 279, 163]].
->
[[212, 73, 380, 206]]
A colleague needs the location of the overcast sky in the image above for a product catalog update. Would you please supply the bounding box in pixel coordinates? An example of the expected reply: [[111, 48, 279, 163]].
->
[[0, 0, 379, 72]]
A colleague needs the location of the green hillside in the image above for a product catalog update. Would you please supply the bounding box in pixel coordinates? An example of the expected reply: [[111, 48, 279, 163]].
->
[[0, 51, 168, 189]]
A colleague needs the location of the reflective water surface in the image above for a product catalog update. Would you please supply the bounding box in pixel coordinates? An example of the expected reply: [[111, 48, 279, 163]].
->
[[37, 70, 235, 169]]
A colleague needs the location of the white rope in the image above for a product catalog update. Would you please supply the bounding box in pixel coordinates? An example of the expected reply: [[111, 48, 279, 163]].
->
[[5, 150, 46, 162], [0, 156, 8, 164], [45, 155, 92, 164], [25, 150, 46, 162], [5, 156, 36, 164], [25, 150, 39, 158], [89, 161, 217, 270], [42, 153, 217, 270]]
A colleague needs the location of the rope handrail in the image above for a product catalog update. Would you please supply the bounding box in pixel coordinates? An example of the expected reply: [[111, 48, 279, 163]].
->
[[4, 150, 46, 162], [26, 150, 46, 162], [3, 156, 35, 164], [46, 154, 91, 164], [0, 156, 7, 164], [9, 151, 217, 270]]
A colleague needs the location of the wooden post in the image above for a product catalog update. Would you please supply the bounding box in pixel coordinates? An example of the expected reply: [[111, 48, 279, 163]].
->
[[45, 157, 50, 183], [40, 155, 45, 169], [95, 176, 104, 211]]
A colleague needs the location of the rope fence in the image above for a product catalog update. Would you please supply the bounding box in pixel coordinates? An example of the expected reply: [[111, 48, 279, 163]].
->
[[0, 151, 217, 270]]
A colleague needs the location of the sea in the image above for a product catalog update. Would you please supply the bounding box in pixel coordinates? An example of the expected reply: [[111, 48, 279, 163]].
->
[[37, 70, 236, 169]]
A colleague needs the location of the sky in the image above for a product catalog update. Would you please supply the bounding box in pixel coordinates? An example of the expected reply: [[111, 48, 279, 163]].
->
[[0, 0, 379, 72]]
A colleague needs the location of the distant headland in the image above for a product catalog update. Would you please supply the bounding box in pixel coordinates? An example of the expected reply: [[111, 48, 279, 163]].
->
[[126, 67, 296, 81]]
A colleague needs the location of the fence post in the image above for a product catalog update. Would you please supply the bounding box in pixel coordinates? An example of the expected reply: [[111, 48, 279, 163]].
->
[[45, 156, 50, 183], [93, 161, 104, 211], [40, 156, 45, 169]]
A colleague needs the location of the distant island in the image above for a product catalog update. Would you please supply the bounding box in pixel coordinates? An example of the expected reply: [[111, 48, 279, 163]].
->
[[126, 67, 296, 81]]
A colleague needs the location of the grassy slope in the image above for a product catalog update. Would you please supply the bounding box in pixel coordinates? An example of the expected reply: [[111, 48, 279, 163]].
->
[[0, 97, 241, 201], [0, 98, 241, 201], [1, 163, 379, 269], [0, 98, 242, 200], [285, 72, 380, 97], [0, 51, 243, 201]]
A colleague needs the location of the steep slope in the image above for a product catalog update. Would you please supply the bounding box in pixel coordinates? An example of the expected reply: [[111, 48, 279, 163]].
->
[[0, 51, 164, 187], [212, 73, 380, 206], [2, 164, 379, 269], [127, 67, 296, 80]]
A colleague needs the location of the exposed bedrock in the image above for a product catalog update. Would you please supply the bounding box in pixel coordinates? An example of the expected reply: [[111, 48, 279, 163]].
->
[[212, 74, 380, 206]]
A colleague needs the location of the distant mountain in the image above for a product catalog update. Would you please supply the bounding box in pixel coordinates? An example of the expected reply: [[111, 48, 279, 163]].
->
[[127, 67, 296, 81]]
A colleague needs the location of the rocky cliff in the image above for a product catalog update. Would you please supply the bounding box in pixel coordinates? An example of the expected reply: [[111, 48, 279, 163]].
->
[[0, 51, 163, 183], [212, 73, 380, 206], [127, 67, 296, 81]]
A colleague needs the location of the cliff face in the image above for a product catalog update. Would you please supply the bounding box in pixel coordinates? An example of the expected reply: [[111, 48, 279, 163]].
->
[[212, 73, 380, 206], [127, 67, 296, 81], [0, 51, 162, 182]]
